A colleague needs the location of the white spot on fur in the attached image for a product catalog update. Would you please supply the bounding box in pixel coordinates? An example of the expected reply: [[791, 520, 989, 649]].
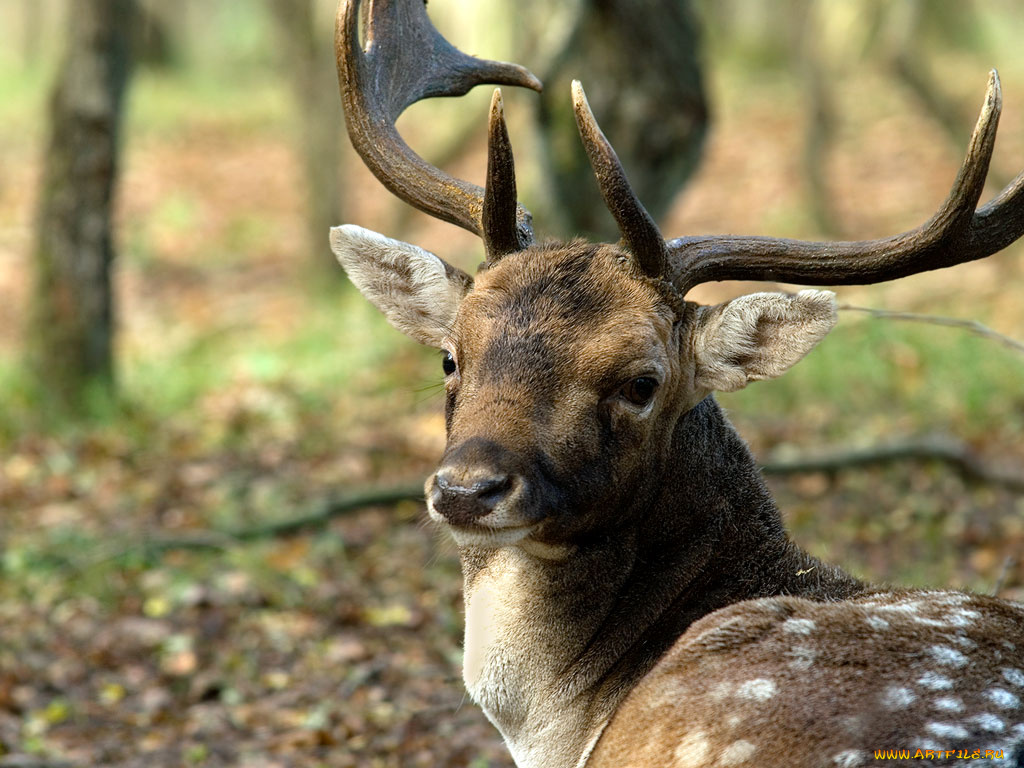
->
[[917, 672, 954, 691], [787, 646, 817, 670], [932, 697, 964, 713], [737, 679, 777, 701], [882, 686, 916, 709], [719, 740, 757, 765], [972, 713, 1006, 733], [1003, 668, 1024, 688], [782, 618, 816, 635], [866, 615, 890, 631], [726, 714, 742, 729], [927, 645, 969, 667], [932, 593, 970, 606], [709, 681, 734, 701], [943, 633, 977, 650], [832, 750, 865, 767], [985, 688, 1021, 709], [673, 731, 710, 767], [925, 722, 969, 740], [946, 609, 981, 628], [879, 602, 921, 614], [913, 616, 950, 627]]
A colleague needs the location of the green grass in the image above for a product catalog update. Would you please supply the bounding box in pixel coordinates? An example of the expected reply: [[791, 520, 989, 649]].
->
[[0, 287, 433, 448], [126, 68, 290, 138], [0, 50, 290, 147], [119, 289, 432, 418], [721, 314, 1024, 441]]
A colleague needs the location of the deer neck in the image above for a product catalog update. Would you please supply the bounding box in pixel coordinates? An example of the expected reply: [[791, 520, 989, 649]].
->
[[456, 397, 864, 768]]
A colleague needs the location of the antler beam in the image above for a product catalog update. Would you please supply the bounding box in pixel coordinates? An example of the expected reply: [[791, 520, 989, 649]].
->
[[667, 71, 1024, 294]]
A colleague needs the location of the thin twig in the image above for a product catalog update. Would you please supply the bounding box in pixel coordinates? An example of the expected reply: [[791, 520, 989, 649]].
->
[[992, 554, 1018, 597], [839, 304, 1024, 356]]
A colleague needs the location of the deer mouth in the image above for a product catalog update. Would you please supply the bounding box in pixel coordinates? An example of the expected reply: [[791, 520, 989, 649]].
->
[[441, 521, 540, 549]]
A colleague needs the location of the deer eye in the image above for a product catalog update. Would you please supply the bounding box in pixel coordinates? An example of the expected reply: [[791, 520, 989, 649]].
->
[[621, 377, 658, 407], [442, 351, 457, 377]]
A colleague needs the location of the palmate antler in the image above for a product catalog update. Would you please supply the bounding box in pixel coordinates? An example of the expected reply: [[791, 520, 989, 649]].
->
[[335, 0, 540, 261], [337, 0, 1024, 292]]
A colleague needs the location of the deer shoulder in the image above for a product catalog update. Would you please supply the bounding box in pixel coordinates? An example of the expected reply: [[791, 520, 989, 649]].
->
[[592, 592, 1024, 766]]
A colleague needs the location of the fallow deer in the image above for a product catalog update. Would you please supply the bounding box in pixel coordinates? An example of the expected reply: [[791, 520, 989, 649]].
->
[[330, 1, 1024, 766]]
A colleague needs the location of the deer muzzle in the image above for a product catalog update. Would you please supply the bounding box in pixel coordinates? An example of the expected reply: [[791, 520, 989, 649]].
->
[[426, 437, 542, 539]]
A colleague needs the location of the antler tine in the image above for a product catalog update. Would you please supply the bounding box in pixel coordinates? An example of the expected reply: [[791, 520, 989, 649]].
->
[[337, 0, 541, 241], [572, 81, 669, 279], [968, 164, 1024, 254], [482, 89, 530, 262], [668, 70, 1021, 294]]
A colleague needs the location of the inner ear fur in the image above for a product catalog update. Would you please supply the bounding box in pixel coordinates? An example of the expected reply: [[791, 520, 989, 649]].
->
[[330, 225, 472, 348], [692, 289, 837, 393]]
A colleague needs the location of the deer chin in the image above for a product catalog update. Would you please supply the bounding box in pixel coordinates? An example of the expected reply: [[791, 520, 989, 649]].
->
[[441, 521, 572, 560], [444, 522, 539, 549]]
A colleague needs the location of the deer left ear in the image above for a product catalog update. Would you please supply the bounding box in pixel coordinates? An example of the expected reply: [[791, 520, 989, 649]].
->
[[330, 225, 473, 348], [692, 290, 837, 393]]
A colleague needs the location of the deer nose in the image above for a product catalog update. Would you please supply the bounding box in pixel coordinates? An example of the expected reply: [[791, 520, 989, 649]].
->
[[430, 469, 513, 525]]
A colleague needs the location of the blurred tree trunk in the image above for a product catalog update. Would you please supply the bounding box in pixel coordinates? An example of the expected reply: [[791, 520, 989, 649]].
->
[[878, 1, 1009, 190], [796, 0, 842, 237], [26, 0, 136, 416], [22, 0, 43, 68], [535, 0, 709, 240], [134, 0, 178, 70], [268, 0, 344, 278]]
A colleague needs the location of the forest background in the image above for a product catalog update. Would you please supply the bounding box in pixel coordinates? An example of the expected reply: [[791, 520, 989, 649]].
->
[[1, 1, 1023, 766]]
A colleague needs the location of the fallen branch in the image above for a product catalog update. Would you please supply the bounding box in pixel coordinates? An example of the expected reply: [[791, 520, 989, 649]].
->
[[229, 486, 424, 541], [80, 486, 425, 563], [839, 304, 1024, 356], [760, 435, 1024, 493], [83, 439, 1021, 564], [0, 758, 75, 768]]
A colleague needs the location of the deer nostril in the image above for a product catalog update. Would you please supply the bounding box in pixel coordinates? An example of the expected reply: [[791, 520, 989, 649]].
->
[[472, 475, 512, 510]]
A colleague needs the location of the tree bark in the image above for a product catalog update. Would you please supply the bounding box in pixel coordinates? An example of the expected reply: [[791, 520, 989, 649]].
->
[[21, 0, 43, 69], [267, 0, 345, 278], [796, 0, 842, 237], [534, 0, 709, 240], [27, 0, 135, 415]]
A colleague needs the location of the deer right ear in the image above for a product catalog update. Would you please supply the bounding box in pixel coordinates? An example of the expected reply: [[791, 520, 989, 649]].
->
[[330, 225, 473, 348], [692, 290, 837, 393]]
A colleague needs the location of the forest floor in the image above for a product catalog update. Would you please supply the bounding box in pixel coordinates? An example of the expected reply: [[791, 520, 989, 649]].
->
[[1, 51, 1023, 767]]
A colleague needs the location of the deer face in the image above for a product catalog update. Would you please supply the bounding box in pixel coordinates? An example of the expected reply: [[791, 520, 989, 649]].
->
[[332, 226, 837, 550]]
